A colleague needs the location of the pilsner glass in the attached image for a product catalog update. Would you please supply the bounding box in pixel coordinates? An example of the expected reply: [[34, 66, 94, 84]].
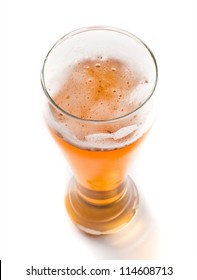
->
[[41, 26, 158, 235]]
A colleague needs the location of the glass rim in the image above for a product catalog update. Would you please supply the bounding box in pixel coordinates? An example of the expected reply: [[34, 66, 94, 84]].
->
[[41, 26, 158, 123]]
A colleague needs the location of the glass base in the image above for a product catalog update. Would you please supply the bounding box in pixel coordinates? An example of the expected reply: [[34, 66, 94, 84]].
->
[[65, 177, 139, 235]]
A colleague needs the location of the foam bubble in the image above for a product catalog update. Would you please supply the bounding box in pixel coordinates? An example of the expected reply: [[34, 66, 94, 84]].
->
[[95, 63, 101, 68]]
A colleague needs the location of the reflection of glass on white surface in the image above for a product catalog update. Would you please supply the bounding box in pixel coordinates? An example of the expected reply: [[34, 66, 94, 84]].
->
[[77, 194, 160, 260]]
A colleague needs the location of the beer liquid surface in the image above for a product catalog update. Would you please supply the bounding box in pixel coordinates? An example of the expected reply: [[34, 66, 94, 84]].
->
[[53, 57, 146, 120]]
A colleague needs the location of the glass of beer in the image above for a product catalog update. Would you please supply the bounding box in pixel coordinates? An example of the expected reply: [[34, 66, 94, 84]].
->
[[41, 26, 158, 235]]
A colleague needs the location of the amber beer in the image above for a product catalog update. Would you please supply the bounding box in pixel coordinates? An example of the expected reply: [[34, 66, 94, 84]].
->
[[51, 128, 147, 205], [42, 27, 157, 234], [49, 57, 150, 232]]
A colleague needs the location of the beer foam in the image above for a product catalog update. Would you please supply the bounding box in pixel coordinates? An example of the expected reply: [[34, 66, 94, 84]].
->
[[48, 57, 154, 150], [53, 57, 149, 121], [85, 125, 138, 142]]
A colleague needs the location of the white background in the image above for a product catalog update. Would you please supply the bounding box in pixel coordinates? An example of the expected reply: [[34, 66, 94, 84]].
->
[[0, 0, 197, 278]]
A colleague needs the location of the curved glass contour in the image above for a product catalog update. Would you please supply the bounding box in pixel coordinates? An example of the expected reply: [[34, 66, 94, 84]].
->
[[41, 26, 158, 235]]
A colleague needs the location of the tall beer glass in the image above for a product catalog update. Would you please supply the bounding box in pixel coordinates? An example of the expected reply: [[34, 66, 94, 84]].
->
[[41, 26, 158, 235]]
